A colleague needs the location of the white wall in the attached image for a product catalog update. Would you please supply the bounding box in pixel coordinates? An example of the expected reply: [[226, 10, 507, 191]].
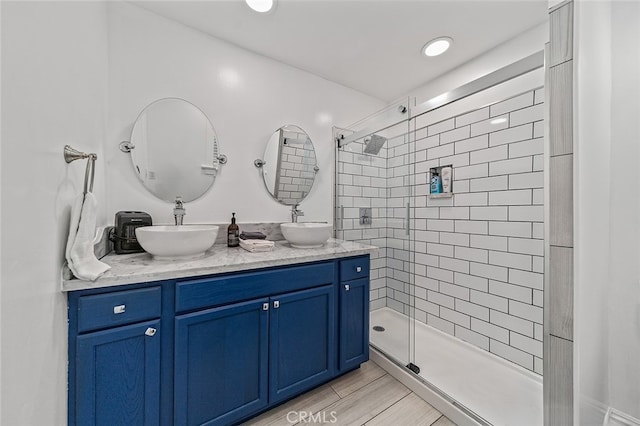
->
[[575, 0, 640, 423], [0, 2, 108, 424], [106, 2, 384, 226]]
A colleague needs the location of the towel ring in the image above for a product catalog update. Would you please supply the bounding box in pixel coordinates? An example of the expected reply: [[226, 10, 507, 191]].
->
[[64, 145, 97, 194]]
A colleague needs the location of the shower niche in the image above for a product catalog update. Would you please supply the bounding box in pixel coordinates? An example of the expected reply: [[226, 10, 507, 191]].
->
[[428, 164, 453, 198]]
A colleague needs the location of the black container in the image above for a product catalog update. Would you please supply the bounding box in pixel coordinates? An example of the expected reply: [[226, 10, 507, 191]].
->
[[113, 211, 152, 254]]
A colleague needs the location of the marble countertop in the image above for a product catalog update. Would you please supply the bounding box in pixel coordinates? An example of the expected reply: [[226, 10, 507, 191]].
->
[[62, 238, 377, 292]]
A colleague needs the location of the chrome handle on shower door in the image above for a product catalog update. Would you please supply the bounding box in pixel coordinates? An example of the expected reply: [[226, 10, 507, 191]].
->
[[406, 202, 410, 235]]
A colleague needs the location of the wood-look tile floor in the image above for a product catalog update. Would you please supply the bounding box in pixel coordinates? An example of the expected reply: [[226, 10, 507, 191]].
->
[[244, 361, 458, 426]]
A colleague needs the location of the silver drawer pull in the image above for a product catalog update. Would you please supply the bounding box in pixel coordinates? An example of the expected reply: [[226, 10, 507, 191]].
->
[[145, 327, 156, 337], [263, 303, 269, 311], [356, 266, 362, 273], [345, 284, 350, 291], [274, 300, 280, 309], [113, 305, 126, 314]]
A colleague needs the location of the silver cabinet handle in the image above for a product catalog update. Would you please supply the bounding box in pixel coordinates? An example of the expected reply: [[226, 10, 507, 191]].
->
[[263, 303, 269, 311], [145, 327, 156, 337], [113, 305, 126, 314], [274, 301, 280, 309], [345, 284, 350, 291], [356, 266, 362, 273]]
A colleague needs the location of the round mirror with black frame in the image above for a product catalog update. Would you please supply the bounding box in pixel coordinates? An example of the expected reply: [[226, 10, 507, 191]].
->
[[257, 125, 318, 205], [125, 98, 225, 203]]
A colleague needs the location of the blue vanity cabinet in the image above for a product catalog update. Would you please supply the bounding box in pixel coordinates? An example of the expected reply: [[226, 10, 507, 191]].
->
[[269, 285, 335, 404], [339, 256, 370, 372], [174, 298, 270, 426], [69, 285, 164, 426]]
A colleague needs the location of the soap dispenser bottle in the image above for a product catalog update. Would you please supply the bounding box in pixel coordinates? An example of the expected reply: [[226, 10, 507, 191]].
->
[[227, 212, 239, 247]]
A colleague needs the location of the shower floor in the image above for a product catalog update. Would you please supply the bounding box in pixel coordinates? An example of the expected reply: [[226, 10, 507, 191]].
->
[[370, 307, 543, 426]]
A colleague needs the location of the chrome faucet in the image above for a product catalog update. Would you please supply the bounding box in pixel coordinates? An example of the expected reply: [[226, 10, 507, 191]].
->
[[174, 196, 186, 225], [291, 204, 304, 223]]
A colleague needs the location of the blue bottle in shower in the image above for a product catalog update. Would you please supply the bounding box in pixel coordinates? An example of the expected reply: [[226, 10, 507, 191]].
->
[[430, 170, 442, 194]]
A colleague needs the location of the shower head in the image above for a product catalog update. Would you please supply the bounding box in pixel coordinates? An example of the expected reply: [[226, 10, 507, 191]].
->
[[363, 134, 387, 155]]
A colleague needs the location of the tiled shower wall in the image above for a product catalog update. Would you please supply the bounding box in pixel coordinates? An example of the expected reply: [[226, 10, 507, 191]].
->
[[336, 87, 545, 373], [276, 130, 316, 205]]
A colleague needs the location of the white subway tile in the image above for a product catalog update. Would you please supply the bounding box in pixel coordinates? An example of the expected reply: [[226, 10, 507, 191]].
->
[[532, 256, 544, 273], [415, 230, 440, 242], [490, 92, 534, 117], [440, 307, 471, 328], [510, 332, 543, 358], [440, 282, 470, 300], [455, 300, 490, 322], [489, 189, 532, 206], [415, 275, 439, 291], [533, 290, 544, 307], [534, 88, 544, 105], [453, 163, 488, 181], [489, 280, 533, 304], [453, 221, 486, 236], [440, 232, 470, 247], [509, 300, 543, 324], [455, 325, 489, 350], [439, 206, 470, 220], [454, 272, 489, 292], [490, 157, 533, 176], [533, 154, 544, 172], [456, 107, 490, 127], [470, 262, 508, 282], [470, 206, 508, 221], [489, 124, 533, 147], [470, 176, 508, 192], [439, 257, 470, 274], [415, 253, 438, 267], [426, 242, 454, 257], [490, 310, 534, 337], [454, 192, 488, 207], [509, 172, 544, 189], [428, 314, 455, 335], [428, 118, 455, 136], [454, 179, 470, 193], [509, 138, 544, 158], [470, 145, 508, 165], [532, 223, 544, 239], [470, 289, 508, 312], [415, 134, 440, 152], [415, 297, 440, 316], [427, 219, 454, 232], [510, 103, 544, 126], [470, 235, 508, 251], [426, 266, 454, 283], [508, 237, 544, 256], [455, 134, 489, 154], [489, 250, 532, 270], [532, 188, 544, 205], [471, 114, 509, 137], [471, 318, 509, 343], [534, 324, 543, 341], [441, 126, 471, 144], [438, 152, 470, 168], [415, 208, 440, 219], [427, 143, 454, 160], [534, 121, 544, 138], [509, 205, 544, 222], [489, 221, 532, 238], [455, 246, 489, 263], [490, 340, 533, 370], [509, 269, 544, 290], [428, 290, 455, 309]]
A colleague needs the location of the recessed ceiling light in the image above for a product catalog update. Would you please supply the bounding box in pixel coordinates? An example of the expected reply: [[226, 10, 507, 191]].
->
[[246, 0, 275, 13], [422, 37, 453, 57]]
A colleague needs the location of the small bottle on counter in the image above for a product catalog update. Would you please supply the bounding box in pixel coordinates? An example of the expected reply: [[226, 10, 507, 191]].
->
[[227, 212, 239, 247]]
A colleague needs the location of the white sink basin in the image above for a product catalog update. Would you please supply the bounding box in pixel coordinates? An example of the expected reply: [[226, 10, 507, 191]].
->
[[135, 225, 219, 260], [281, 222, 332, 248]]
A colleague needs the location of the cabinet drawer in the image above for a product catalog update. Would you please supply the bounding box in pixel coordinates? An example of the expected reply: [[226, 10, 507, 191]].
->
[[77, 287, 161, 333], [340, 256, 370, 282], [176, 262, 335, 313]]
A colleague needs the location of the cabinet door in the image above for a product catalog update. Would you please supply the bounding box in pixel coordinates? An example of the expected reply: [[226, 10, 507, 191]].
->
[[339, 277, 370, 371], [75, 319, 161, 426], [174, 298, 269, 426], [269, 285, 335, 404]]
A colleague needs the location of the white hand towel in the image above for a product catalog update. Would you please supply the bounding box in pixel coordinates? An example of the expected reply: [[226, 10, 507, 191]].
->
[[66, 193, 110, 281], [239, 239, 275, 253]]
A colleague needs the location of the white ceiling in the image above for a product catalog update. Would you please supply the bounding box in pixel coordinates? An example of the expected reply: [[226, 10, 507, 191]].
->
[[133, 0, 548, 102]]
